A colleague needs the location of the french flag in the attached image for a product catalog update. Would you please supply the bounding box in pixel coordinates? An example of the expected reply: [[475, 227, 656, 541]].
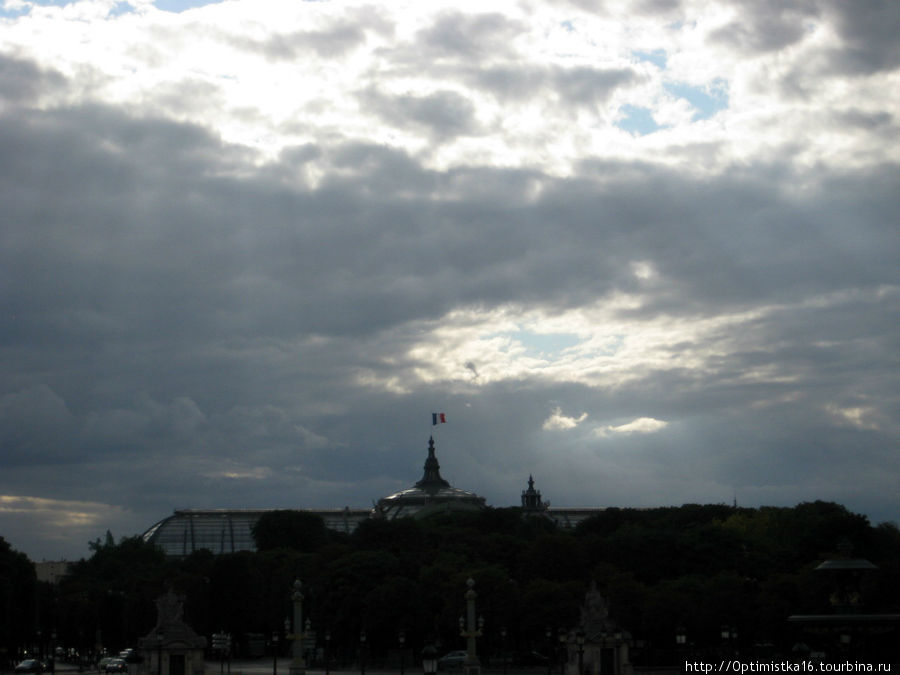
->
[[432, 413, 446, 425]]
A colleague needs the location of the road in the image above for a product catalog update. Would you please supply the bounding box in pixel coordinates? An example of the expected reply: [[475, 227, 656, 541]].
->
[[3, 661, 548, 675]]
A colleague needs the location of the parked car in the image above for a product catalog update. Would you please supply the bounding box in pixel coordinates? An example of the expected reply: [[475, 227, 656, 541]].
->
[[15, 659, 42, 673], [98, 657, 114, 672], [119, 650, 142, 664], [105, 659, 128, 673], [438, 651, 468, 670]]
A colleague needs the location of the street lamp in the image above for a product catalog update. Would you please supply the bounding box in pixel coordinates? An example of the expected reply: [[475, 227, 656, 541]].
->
[[500, 627, 508, 675], [575, 631, 584, 675], [272, 631, 280, 675], [324, 631, 331, 675], [157, 631, 165, 675], [557, 630, 567, 675], [545, 628, 553, 675], [399, 631, 406, 675], [720, 626, 736, 657], [304, 620, 312, 667], [675, 627, 687, 669], [359, 631, 367, 675], [289, 580, 306, 675], [422, 644, 438, 675]]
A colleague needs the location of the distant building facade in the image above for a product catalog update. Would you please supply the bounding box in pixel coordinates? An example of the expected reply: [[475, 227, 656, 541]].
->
[[142, 436, 606, 556], [35, 560, 73, 584]]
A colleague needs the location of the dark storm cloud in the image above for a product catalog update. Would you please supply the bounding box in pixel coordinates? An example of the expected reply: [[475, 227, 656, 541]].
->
[[829, 108, 895, 133], [823, 0, 900, 74], [1, 26, 899, 558], [0, 53, 66, 104], [711, 0, 900, 77], [553, 65, 640, 106], [466, 64, 640, 107], [229, 6, 392, 60], [249, 24, 367, 60], [6, 96, 896, 362], [357, 87, 481, 141], [710, 0, 817, 55], [413, 11, 525, 61]]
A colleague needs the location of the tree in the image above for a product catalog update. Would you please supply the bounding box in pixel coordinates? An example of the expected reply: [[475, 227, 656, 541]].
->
[[58, 535, 167, 654], [252, 510, 329, 552], [0, 536, 36, 665]]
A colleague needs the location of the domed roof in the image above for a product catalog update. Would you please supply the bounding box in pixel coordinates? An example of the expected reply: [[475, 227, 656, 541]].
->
[[374, 437, 486, 520]]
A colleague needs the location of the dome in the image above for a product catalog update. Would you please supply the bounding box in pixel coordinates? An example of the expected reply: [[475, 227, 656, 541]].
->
[[374, 437, 486, 520]]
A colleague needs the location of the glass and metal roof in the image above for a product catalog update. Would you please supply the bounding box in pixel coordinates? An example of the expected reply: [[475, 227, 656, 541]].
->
[[142, 507, 369, 556]]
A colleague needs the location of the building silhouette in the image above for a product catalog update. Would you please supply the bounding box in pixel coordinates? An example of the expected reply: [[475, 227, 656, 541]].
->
[[142, 436, 605, 556]]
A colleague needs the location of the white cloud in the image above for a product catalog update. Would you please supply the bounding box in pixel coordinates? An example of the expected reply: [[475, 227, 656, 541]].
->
[[595, 417, 668, 437], [542, 406, 588, 431], [825, 404, 881, 431]]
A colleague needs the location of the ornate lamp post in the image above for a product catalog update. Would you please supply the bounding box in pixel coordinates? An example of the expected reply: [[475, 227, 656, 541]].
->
[[288, 580, 306, 675], [459, 579, 484, 675]]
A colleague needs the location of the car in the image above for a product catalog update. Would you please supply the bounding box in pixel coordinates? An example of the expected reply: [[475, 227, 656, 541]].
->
[[438, 651, 469, 670], [15, 660, 42, 673], [98, 657, 114, 672], [119, 650, 142, 664], [105, 659, 128, 673]]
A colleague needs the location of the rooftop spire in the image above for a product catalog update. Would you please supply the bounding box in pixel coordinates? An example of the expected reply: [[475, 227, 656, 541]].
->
[[416, 436, 450, 491], [521, 474, 546, 512]]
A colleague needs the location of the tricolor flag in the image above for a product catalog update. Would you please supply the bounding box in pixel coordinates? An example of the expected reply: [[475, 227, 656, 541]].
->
[[432, 413, 446, 425]]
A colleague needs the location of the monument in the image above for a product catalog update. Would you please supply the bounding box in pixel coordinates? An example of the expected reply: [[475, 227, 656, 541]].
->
[[563, 582, 632, 675], [138, 589, 207, 675]]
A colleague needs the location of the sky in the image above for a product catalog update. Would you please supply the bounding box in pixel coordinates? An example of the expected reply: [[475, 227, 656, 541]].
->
[[1, 0, 898, 562]]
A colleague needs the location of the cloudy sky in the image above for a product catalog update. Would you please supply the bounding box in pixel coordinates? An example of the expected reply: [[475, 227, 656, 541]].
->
[[1, 0, 898, 561]]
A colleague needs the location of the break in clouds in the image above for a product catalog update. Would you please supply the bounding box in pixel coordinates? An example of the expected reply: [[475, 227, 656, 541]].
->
[[0, 0, 898, 560]]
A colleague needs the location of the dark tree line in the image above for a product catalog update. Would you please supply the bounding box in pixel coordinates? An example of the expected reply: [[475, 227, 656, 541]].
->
[[5, 501, 900, 667]]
